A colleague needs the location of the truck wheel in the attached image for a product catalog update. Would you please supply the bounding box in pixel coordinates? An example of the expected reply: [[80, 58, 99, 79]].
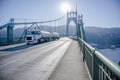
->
[[38, 39, 41, 43], [27, 43, 30, 45]]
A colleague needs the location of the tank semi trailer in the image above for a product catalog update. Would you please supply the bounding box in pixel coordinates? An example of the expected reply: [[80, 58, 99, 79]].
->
[[52, 32, 60, 40], [26, 30, 60, 44]]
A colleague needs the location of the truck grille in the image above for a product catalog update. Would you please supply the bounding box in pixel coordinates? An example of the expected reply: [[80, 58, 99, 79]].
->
[[27, 37, 32, 40]]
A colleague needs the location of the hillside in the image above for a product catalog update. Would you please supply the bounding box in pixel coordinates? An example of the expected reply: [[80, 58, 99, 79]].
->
[[85, 27, 120, 48]]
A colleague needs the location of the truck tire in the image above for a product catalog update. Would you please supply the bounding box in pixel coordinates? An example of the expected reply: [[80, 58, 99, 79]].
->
[[27, 43, 30, 45], [38, 39, 41, 43]]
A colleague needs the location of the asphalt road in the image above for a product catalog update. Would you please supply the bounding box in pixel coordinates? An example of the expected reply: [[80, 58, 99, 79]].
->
[[0, 37, 71, 80]]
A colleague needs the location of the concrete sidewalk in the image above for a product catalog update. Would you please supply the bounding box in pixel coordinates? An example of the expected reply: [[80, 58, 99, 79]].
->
[[48, 40, 90, 80]]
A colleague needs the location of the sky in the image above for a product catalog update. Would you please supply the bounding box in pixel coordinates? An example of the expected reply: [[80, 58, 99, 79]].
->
[[0, 0, 120, 28]]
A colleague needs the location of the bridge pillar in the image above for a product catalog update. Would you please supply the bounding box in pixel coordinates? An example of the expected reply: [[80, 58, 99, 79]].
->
[[77, 23, 81, 38], [78, 14, 87, 41], [7, 18, 14, 42]]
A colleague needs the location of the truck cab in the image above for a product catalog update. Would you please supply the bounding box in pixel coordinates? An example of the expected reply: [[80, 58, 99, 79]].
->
[[26, 30, 41, 44]]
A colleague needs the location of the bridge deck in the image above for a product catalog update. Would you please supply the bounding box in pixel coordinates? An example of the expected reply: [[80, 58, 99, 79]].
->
[[48, 40, 90, 80]]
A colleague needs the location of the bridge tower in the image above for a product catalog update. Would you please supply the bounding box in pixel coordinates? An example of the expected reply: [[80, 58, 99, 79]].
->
[[66, 9, 86, 41], [66, 10, 78, 36], [7, 18, 14, 42]]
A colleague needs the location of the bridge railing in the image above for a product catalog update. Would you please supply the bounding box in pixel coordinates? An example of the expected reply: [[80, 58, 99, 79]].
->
[[78, 37, 120, 80]]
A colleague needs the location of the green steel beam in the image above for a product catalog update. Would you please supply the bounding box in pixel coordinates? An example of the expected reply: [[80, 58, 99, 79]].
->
[[7, 25, 13, 42], [7, 18, 14, 42]]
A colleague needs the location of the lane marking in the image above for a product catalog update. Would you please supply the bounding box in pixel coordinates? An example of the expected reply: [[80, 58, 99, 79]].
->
[[0, 59, 19, 68]]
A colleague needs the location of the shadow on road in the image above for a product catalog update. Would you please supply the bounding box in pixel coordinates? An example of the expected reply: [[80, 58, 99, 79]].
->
[[0, 42, 47, 51]]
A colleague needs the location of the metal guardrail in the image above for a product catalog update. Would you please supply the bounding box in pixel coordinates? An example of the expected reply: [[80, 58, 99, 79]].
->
[[78, 37, 120, 80]]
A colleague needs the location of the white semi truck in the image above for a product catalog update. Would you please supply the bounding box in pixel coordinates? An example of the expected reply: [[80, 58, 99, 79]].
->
[[25, 27, 60, 44]]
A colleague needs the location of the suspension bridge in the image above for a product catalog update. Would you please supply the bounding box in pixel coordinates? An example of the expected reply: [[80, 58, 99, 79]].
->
[[0, 9, 120, 80]]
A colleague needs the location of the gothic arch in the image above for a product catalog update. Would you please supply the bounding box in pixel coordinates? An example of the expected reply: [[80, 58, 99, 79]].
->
[[66, 11, 78, 36], [66, 10, 86, 41]]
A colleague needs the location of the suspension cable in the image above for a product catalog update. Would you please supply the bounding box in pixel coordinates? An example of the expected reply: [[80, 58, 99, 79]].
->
[[13, 15, 65, 25]]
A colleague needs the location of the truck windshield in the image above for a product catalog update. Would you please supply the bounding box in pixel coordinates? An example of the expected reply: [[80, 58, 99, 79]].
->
[[27, 31, 40, 35]]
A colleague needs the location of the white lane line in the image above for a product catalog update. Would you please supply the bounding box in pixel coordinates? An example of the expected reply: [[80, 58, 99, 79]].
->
[[0, 59, 19, 68]]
